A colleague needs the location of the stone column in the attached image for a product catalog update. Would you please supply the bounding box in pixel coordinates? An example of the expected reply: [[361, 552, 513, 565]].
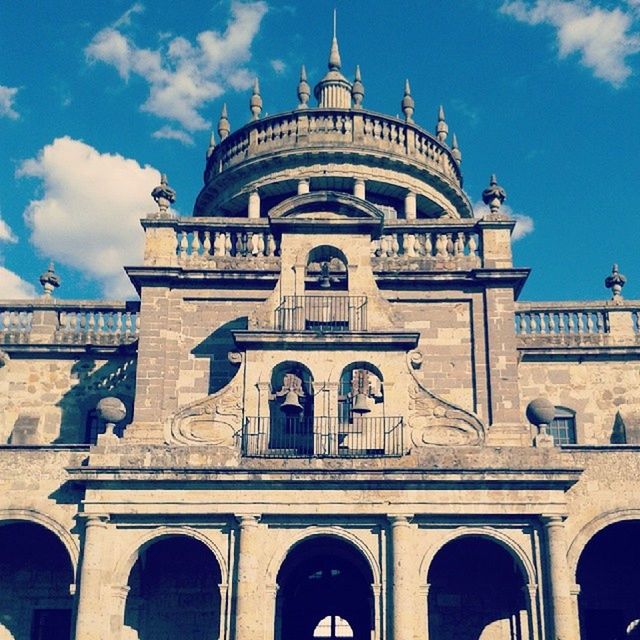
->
[[297, 179, 310, 195], [248, 190, 261, 219], [389, 515, 419, 640], [543, 516, 580, 640], [234, 514, 263, 640], [354, 179, 366, 200], [75, 514, 110, 640], [404, 191, 417, 220], [110, 585, 130, 640], [421, 584, 431, 640]]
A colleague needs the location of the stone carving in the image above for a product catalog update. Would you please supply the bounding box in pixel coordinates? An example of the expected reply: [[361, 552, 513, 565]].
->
[[169, 358, 244, 446], [0, 350, 9, 368], [406, 352, 484, 446]]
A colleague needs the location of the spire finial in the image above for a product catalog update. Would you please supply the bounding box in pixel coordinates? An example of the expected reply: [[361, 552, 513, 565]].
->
[[218, 103, 230, 140], [297, 65, 310, 109], [151, 172, 176, 216], [39, 261, 60, 298], [328, 11, 341, 71], [352, 65, 364, 108], [401, 79, 415, 123], [250, 77, 262, 121], [436, 105, 448, 143], [451, 133, 462, 164], [206, 131, 215, 159], [481, 174, 507, 216], [605, 263, 627, 303]]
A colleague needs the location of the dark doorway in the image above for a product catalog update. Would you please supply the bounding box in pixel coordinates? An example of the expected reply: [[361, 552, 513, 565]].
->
[[276, 536, 374, 640], [428, 536, 529, 640], [124, 536, 222, 640], [577, 520, 640, 640]]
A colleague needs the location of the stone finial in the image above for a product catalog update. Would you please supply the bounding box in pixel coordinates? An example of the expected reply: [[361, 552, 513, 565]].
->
[[401, 79, 415, 123], [206, 131, 216, 159], [526, 397, 556, 447], [96, 396, 127, 441], [352, 65, 364, 108], [605, 263, 626, 302], [451, 133, 462, 164], [481, 174, 507, 215], [39, 262, 60, 298], [250, 78, 262, 121], [218, 103, 230, 140], [328, 9, 341, 70], [436, 105, 448, 143], [297, 65, 310, 109], [151, 173, 176, 215]]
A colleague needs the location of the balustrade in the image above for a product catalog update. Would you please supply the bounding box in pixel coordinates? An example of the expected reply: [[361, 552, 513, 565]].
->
[[175, 225, 279, 261], [372, 229, 479, 261], [56, 307, 139, 344], [515, 306, 609, 336], [0, 309, 32, 343]]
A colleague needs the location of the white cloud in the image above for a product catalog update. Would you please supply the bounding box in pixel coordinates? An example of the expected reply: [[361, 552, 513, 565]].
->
[[474, 201, 535, 241], [17, 136, 159, 298], [270, 58, 286, 74], [0, 85, 19, 120], [0, 212, 16, 244], [152, 125, 195, 146], [85, 1, 268, 132], [0, 267, 36, 299], [500, 0, 640, 86]]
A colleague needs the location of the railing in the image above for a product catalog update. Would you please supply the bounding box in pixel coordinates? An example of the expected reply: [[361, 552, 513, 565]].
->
[[515, 305, 609, 336], [206, 108, 462, 186], [241, 416, 404, 458], [0, 301, 139, 346], [275, 296, 367, 332]]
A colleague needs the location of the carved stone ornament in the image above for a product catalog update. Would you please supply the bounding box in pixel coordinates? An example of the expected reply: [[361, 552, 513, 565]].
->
[[0, 350, 9, 368], [405, 353, 485, 446], [168, 356, 244, 446]]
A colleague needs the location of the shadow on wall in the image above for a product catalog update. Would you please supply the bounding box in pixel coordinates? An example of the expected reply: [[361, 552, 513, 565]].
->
[[192, 317, 248, 394]]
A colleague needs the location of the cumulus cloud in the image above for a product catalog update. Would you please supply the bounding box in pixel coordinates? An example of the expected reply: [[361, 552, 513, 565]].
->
[[0, 267, 36, 299], [474, 201, 535, 241], [85, 1, 268, 132], [270, 58, 286, 74], [152, 125, 195, 146], [17, 136, 159, 298], [0, 85, 19, 120], [0, 212, 17, 244], [500, 0, 640, 86]]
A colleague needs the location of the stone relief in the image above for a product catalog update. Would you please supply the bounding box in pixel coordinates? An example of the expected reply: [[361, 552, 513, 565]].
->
[[168, 356, 244, 446], [405, 351, 484, 446]]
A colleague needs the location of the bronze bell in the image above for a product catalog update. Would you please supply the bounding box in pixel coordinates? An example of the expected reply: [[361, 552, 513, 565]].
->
[[281, 390, 303, 414], [352, 392, 371, 415], [319, 261, 331, 288]]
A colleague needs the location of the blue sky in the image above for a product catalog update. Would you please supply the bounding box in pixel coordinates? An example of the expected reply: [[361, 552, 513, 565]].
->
[[0, 0, 639, 301]]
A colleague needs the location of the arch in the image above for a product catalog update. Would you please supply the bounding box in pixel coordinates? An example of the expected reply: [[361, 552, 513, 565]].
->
[[0, 508, 79, 574], [568, 509, 640, 582], [112, 526, 228, 588], [266, 527, 381, 587], [338, 362, 385, 424], [419, 526, 535, 586], [306, 245, 348, 267]]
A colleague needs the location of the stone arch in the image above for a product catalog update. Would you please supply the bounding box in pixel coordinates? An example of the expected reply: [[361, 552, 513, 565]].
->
[[568, 508, 640, 582], [266, 526, 381, 587], [419, 526, 536, 587], [112, 526, 228, 588], [0, 508, 78, 574]]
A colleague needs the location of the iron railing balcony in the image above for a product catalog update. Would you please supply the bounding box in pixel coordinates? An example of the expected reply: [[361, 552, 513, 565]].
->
[[241, 416, 404, 458], [275, 295, 367, 333]]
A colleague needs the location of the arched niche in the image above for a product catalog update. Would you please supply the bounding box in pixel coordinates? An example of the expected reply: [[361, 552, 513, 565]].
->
[[338, 362, 384, 422], [123, 534, 223, 640], [305, 245, 348, 293], [0, 521, 75, 640], [275, 535, 375, 640], [426, 535, 531, 640]]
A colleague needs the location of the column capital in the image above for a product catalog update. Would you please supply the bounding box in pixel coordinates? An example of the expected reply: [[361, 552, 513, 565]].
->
[[236, 513, 261, 528], [78, 513, 110, 528], [111, 585, 130, 602], [388, 514, 414, 527], [541, 514, 567, 528]]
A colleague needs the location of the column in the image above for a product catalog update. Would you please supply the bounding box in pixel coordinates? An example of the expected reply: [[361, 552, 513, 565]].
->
[[543, 516, 580, 640], [404, 191, 416, 220], [354, 179, 366, 200], [421, 584, 431, 640], [248, 190, 260, 219], [110, 585, 130, 639], [234, 514, 263, 640], [297, 179, 310, 195], [389, 515, 419, 640], [75, 514, 110, 640]]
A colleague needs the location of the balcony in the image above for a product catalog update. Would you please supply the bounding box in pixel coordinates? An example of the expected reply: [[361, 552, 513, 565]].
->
[[241, 416, 404, 458], [275, 296, 368, 332]]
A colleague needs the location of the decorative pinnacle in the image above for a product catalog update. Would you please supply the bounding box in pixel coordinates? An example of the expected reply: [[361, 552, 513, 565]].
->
[[436, 105, 448, 143], [328, 10, 342, 70], [39, 262, 60, 298], [401, 79, 415, 123], [218, 103, 230, 140], [250, 78, 262, 121], [605, 263, 626, 302], [451, 133, 462, 163], [297, 65, 310, 109], [151, 173, 176, 215], [481, 174, 507, 215], [206, 131, 215, 159], [352, 65, 364, 108]]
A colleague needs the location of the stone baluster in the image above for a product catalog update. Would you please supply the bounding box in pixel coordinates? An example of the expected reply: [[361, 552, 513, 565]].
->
[[213, 232, 224, 257], [403, 233, 416, 257], [468, 233, 478, 256], [179, 231, 189, 257], [190, 230, 201, 256], [267, 234, 276, 256], [391, 234, 400, 256], [518, 313, 527, 334], [202, 230, 212, 256]]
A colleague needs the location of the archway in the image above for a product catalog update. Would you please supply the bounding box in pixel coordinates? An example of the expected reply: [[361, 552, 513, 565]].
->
[[0, 521, 74, 640], [124, 535, 222, 640], [577, 520, 640, 639], [427, 536, 529, 640], [276, 536, 374, 640]]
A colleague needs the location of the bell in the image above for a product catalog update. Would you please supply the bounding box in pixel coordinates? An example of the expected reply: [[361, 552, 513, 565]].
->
[[352, 392, 371, 415], [319, 261, 331, 288], [281, 390, 303, 414]]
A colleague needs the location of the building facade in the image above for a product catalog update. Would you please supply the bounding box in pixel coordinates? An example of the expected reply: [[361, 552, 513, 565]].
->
[[1, 35, 639, 640]]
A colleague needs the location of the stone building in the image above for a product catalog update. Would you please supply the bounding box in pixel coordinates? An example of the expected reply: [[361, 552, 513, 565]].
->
[[1, 33, 639, 640]]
